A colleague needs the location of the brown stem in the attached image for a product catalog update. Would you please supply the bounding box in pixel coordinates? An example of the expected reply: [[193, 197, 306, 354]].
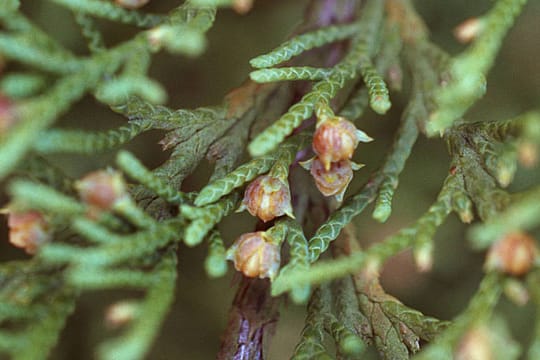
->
[[217, 277, 280, 360]]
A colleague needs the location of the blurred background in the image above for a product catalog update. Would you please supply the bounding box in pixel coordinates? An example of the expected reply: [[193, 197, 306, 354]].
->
[[1, 0, 539, 359]]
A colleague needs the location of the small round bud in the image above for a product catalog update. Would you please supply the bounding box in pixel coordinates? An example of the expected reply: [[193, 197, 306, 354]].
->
[[313, 116, 371, 171], [233, 0, 253, 14], [387, 64, 403, 91], [518, 141, 538, 168], [485, 231, 537, 276], [454, 18, 484, 44], [227, 231, 281, 280], [7, 210, 51, 254], [147, 27, 167, 51], [0, 93, 17, 133], [114, 0, 150, 9], [75, 169, 128, 211], [455, 326, 492, 360], [309, 158, 356, 202], [241, 175, 294, 222], [105, 301, 138, 329]]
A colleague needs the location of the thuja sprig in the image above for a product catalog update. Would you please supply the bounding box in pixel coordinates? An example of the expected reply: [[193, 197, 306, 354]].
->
[[273, 173, 459, 295], [250, 67, 332, 83], [333, 276, 370, 341], [0, 0, 219, 181], [33, 121, 152, 154], [371, 80, 420, 222], [0, 72, 46, 98], [150, 107, 233, 189], [414, 274, 502, 359], [369, 37, 445, 223], [307, 79, 422, 260], [97, 251, 177, 360], [0, 13, 82, 74], [116, 150, 192, 205], [74, 12, 105, 53], [447, 128, 511, 222], [15, 154, 73, 194], [527, 271, 540, 358], [427, 0, 528, 135], [338, 22, 402, 121], [278, 219, 311, 303], [98, 76, 167, 105], [339, 85, 369, 121], [292, 283, 365, 359], [49, 0, 164, 28], [0, 261, 76, 360], [7, 179, 124, 230], [291, 286, 334, 360], [182, 194, 239, 247], [469, 185, 540, 249], [0, 62, 112, 180], [194, 132, 310, 206], [347, 0, 390, 115], [354, 273, 445, 357], [249, 22, 361, 69], [40, 219, 183, 267], [204, 230, 228, 278], [247, 0, 389, 157], [325, 314, 365, 356]]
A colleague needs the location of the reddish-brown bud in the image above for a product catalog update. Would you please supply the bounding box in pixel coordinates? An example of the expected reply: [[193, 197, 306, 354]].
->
[[0, 94, 17, 133], [7, 210, 51, 254], [227, 231, 281, 280], [485, 231, 537, 276], [75, 170, 128, 210], [312, 116, 371, 171], [114, 0, 150, 9], [241, 175, 294, 222], [306, 158, 361, 202]]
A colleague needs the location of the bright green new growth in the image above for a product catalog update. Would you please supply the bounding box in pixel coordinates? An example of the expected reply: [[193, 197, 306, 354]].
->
[[0, 0, 538, 359], [250, 67, 332, 83], [250, 22, 361, 69]]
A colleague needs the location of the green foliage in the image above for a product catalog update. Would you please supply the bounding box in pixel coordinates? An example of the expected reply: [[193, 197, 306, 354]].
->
[[0, 0, 538, 359], [248, 0, 389, 156], [427, 0, 528, 135]]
